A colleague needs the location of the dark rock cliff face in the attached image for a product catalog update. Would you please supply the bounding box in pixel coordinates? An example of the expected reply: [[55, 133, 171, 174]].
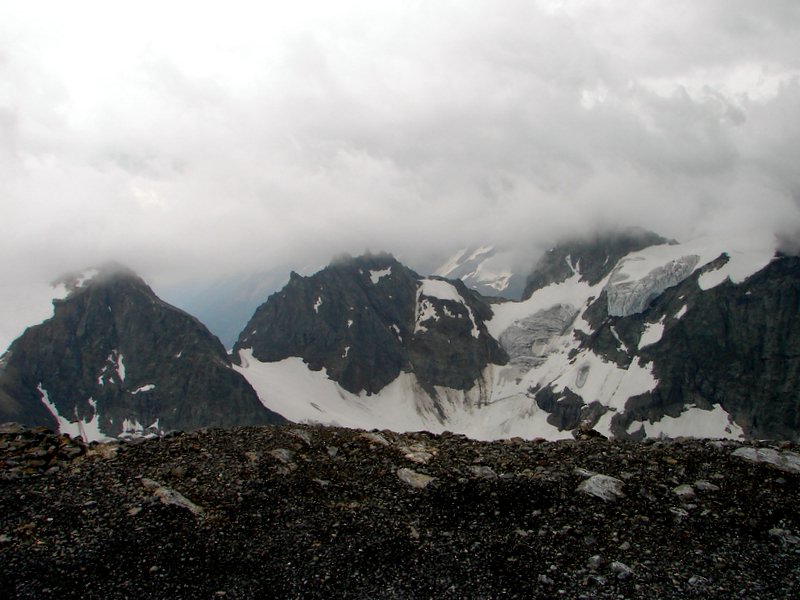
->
[[233, 253, 507, 395], [631, 255, 800, 440], [0, 266, 284, 437], [523, 228, 669, 299], [564, 254, 800, 440]]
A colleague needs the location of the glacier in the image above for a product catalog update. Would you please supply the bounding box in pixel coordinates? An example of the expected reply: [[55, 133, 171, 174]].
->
[[606, 254, 700, 317]]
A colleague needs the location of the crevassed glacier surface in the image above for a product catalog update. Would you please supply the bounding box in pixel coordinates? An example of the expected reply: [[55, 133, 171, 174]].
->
[[606, 255, 700, 317]]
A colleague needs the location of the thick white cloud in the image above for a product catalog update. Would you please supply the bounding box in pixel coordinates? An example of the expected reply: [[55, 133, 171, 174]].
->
[[0, 0, 798, 287]]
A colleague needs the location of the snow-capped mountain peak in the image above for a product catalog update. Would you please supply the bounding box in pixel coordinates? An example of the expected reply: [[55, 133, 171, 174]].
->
[[434, 245, 524, 299]]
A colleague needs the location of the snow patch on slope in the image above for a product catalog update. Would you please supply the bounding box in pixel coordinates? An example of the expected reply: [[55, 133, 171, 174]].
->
[[115, 353, 126, 382], [37, 384, 112, 443], [435, 246, 517, 295], [627, 404, 744, 439], [550, 352, 658, 413], [489, 272, 600, 339], [132, 384, 156, 395], [415, 279, 480, 338], [606, 233, 776, 317], [435, 248, 469, 278], [697, 234, 776, 290], [639, 318, 665, 349], [120, 417, 161, 438], [499, 304, 578, 368], [419, 279, 463, 302], [414, 297, 439, 333], [607, 253, 699, 317], [467, 245, 494, 262], [369, 268, 392, 284]]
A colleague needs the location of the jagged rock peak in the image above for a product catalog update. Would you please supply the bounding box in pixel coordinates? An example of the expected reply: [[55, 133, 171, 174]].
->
[[523, 227, 671, 299], [233, 251, 507, 399]]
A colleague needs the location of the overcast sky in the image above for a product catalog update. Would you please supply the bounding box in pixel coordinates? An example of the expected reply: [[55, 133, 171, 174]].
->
[[1, 0, 799, 287]]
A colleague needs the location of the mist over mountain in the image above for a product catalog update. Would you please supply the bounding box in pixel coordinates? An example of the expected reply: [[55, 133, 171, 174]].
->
[[220, 227, 796, 442], [0, 1, 799, 445], [1, 1, 799, 297], [2, 227, 798, 443], [1, 3, 799, 598]]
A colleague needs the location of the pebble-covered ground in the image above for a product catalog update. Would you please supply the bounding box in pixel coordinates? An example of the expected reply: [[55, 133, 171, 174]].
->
[[1, 422, 799, 599]]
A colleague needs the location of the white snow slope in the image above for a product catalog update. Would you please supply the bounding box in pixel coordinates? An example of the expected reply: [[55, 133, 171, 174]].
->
[[237, 234, 773, 441], [435, 245, 518, 296]]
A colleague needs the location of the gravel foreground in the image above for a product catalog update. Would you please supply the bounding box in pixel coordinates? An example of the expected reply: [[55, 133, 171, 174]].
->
[[1, 423, 799, 599]]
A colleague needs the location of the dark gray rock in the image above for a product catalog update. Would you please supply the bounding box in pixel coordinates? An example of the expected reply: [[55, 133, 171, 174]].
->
[[234, 252, 507, 397], [0, 265, 285, 437]]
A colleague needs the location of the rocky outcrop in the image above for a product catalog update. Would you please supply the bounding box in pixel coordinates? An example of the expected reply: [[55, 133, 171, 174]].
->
[[1, 424, 799, 599], [632, 255, 800, 440], [233, 252, 507, 396], [0, 265, 284, 439]]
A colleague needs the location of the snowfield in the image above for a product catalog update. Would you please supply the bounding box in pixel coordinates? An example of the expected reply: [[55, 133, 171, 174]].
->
[[234, 349, 569, 441]]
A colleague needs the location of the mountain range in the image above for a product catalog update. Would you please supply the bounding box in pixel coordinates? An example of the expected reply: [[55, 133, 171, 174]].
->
[[1, 227, 797, 442]]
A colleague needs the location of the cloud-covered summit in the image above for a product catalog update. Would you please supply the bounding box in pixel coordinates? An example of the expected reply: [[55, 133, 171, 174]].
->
[[1, 0, 798, 288]]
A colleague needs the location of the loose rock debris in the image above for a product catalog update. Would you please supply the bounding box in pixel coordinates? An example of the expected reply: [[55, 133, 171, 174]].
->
[[1, 423, 800, 599]]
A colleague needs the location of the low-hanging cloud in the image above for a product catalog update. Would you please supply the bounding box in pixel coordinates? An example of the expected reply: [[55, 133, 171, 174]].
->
[[1, 0, 799, 288]]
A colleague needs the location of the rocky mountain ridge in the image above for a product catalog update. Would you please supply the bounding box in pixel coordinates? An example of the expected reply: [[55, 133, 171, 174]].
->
[[522, 228, 670, 299], [596, 253, 800, 440], [234, 230, 797, 442], [233, 251, 507, 398], [1, 228, 798, 443]]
